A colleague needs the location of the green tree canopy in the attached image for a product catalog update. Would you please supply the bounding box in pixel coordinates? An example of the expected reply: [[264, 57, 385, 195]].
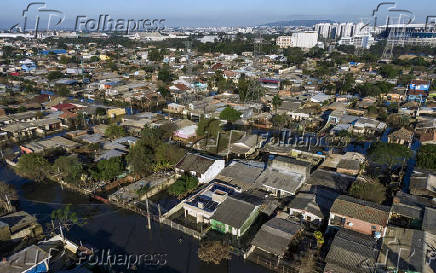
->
[[105, 124, 127, 139], [168, 174, 198, 198], [349, 180, 387, 204], [53, 156, 83, 184], [92, 157, 124, 181], [219, 106, 241, 123], [417, 144, 436, 170], [17, 153, 50, 182], [272, 95, 282, 112], [368, 142, 412, 170]]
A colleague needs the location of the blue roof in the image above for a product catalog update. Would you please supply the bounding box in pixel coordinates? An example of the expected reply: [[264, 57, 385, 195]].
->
[[40, 49, 67, 55]]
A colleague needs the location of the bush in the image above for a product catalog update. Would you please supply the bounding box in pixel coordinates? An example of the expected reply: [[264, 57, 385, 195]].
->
[[168, 174, 198, 198], [417, 144, 436, 170], [198, 241, 231, 264], [349, 180, 387, 204]]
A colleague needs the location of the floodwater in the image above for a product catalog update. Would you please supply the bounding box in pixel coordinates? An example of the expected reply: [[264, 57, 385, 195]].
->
[[1, 166, 270, 273]]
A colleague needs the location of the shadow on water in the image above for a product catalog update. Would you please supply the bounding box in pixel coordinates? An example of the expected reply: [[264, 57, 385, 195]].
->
[[1, 165, 269, 273]]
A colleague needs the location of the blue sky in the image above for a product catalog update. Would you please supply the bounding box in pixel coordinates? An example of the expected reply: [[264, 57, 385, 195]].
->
[[0, 0, 435, 28]]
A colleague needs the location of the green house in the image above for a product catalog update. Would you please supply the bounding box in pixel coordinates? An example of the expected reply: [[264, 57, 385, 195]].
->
[[210, 196, 259, 237]]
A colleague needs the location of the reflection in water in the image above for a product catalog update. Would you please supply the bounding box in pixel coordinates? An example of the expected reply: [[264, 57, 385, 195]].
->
[[1, 165, 269, 273]]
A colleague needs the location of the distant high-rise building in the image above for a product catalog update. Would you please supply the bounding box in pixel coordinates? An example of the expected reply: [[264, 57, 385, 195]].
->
[[276, 32, 318, 49]]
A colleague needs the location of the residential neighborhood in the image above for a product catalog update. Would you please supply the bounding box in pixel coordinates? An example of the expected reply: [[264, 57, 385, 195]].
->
[[0, 4, 436, 273]]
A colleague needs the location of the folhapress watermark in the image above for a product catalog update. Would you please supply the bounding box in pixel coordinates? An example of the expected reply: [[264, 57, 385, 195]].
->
[[74, 15, 166, 33], [77, 249, 168, 270], [9, 2, 166, 38]]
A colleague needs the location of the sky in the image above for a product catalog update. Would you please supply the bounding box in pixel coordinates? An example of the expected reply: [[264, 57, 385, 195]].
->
[[0, 0, 435, 28]]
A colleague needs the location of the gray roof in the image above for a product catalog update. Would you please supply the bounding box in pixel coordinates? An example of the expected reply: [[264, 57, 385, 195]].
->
[[0, 211, 37, 233], [176, 153, 216, 175], [0, 245, 50, 273], [423, 207, 436, 235], [391, 203, 423, 220], [251, 218, 301, 257], [378, 227, 436, 273], [212, 196, 256, 229], [336, 159, 360, 171], [287, 193, 329, 218], [218, 160, 265, 190], [306, 170, 355, 192], [325, 229, 378, 273], [331, 195, 390, 226], [257, 168, 304, 195]]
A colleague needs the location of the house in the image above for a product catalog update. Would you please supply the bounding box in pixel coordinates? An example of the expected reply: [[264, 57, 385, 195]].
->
[[173, 119, 197, 142], [249, 217, 302, 260], [352, 117, 386, 135], [336, 159, 361, 176], [256, 168, 304, 197], [216, 160, 265, 191], [388, 127, 414, 147], [324, 229, 379, 273], [166, 103, 186, 114], [0, 245, 51, 273], [270, 156, 311, 180], [287, 193, 333, 226], [229, 134, 263, 157], [305, 170, 355, 193], [410, 171, 436, 199], [51, 103, 77, 112], [175, 153, 225, 184], [0, 211, 42, 241], [20, 136, 80, 154], [107, 107, 126, 118], [182, 182, 240, 224], [329, 195, 390, 237], [210, 196, 259, 237], [422, 207, 436, 235], [377, 226, 436, 273]]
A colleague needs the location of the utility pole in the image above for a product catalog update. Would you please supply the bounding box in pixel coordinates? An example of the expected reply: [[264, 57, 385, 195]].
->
[[145, 197, 151, 230]]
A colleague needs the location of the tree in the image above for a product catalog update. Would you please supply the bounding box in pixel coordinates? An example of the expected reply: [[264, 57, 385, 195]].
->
[[378, 64, 400, 79], [387, 114, 410, 129], [417, 144, 436, 170], [105, 124, 126, 139], [368, 142, 412, 171], [16, 153, 50, 182], [219, 106, 241, 123], [271, 114, 288, 131], [271, 95, 282, 113], [155, 143, 185, 166], [0, 181, 17, 213], [197, 118, 221, 138], [126, 140, 154, 177], [168, 174, 198, 198], [349, 180, 387, 204], [47, 71, 64, 81], [198, 241, 231, 264], [50, 205, 85, 232], [53, 156, 83, 184], [92, 157, 124, 181], [158, 85, 170, 98], [96, 107, 107, 116], [158, 65, 175, 84]]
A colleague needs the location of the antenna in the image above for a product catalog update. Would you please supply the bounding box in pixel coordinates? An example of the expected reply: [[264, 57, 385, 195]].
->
[[184, 40, 193, 77], [382, 15, 407, 61]]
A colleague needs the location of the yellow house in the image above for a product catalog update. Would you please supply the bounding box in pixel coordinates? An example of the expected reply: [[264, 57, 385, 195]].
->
[[107, 108, 126, 118], [99, 54, 111, 61]]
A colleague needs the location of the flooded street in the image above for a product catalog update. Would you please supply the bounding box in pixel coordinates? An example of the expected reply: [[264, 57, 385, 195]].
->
[[1, 166, 269, 273]]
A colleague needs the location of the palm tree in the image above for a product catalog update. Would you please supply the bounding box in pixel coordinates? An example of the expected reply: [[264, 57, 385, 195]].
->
[[272, 95, 282, 113]]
